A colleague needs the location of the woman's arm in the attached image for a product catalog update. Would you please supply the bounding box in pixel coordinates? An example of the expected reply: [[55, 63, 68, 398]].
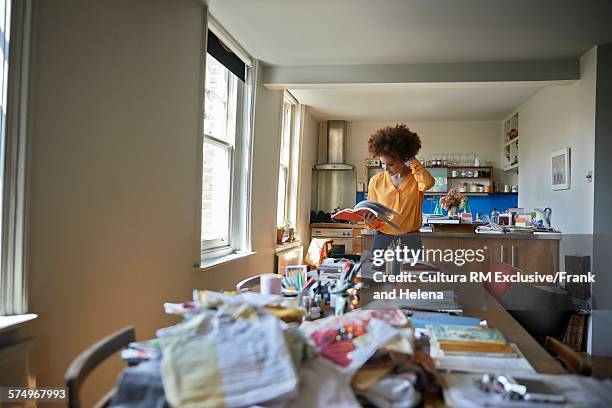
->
[[364, 177, 384, 230], [409, 159, 435, 191]]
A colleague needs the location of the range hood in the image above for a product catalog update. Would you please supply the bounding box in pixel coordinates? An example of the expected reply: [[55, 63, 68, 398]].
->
[[314, 120, 354, 170], [312, 120, 356, 213]]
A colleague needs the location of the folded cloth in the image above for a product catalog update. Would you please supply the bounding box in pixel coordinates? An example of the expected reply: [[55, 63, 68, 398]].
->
[[110, 359, 168, 408], [359, 376, 420, 408], [159, 311, 298, 408]]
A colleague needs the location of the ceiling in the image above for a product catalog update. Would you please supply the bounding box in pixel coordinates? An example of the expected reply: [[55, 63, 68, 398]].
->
[[208, 0, 609, 122], [208, 0, 612, 66], [289, 82, 567, 122]]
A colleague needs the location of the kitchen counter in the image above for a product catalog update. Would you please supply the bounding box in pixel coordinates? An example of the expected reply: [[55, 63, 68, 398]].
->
[[361, 229, 561, 239], [420, 231, 562, 240]]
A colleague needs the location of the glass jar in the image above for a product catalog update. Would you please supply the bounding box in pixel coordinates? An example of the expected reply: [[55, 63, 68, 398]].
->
[[441, 154, 448, 167]]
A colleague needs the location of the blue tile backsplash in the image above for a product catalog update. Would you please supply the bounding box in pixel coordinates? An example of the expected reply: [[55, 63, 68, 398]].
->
[[423, 193, 518, 218], [356, 192, 518, 220]]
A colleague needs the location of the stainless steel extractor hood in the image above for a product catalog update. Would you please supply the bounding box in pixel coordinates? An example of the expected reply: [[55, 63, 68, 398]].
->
[[312, 120, 356, 212], [315, 120, 354, 170]]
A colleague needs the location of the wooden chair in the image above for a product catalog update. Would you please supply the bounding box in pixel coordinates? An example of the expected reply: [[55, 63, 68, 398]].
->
[[487, 262, 572, 345], [236, 274, 263, 292], [65, 326, 136, 408], [545, 336, 592, 376]]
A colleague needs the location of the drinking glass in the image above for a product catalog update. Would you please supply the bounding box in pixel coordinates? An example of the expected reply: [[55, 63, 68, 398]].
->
[[468, 153, 476, 166]]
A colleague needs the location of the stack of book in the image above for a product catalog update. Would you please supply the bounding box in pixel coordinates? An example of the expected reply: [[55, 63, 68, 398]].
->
[[431, 325, 515, 357]]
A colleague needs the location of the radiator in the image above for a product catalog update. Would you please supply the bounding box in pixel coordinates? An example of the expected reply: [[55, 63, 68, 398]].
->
[[0, 338, 36, 408]]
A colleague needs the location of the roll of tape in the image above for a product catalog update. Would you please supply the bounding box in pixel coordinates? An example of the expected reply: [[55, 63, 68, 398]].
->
[[260, 273, 282, 295]]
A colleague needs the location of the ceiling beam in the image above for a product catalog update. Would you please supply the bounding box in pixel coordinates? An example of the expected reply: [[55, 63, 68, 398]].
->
[[262, 59, 579, 89]]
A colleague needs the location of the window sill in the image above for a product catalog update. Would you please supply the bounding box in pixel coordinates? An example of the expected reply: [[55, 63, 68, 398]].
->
[[194, 251, 257, 272], [0, 314, 38, 334], [275, 240, 302, 253]]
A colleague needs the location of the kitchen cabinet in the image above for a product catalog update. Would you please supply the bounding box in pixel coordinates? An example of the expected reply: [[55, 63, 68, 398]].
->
[[497, 238, 559, 277], [353, 226, 364, 254], [422, 234, 560, 278]]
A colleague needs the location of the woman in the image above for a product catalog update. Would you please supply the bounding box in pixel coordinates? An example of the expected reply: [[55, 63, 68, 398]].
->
[[363, 124, 435, 251]]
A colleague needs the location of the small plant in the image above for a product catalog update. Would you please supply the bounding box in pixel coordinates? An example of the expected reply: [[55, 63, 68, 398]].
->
[[283, 219, 292, 230]]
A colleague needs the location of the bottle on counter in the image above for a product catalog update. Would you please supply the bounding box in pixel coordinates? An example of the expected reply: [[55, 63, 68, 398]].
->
[[491, 208, 500, 224]]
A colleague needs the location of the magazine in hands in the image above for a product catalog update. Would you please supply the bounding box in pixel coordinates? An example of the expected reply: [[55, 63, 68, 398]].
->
[[332, 200, 401, 231]]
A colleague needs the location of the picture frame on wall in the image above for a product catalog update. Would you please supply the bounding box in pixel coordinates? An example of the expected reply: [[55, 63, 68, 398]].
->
[[551, 147, 570, 190]]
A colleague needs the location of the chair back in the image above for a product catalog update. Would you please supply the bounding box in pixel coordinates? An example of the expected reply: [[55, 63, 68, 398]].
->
[[65, 326, 135, 408], [236, 274, 263, 292], [545, 336, 592, 376]]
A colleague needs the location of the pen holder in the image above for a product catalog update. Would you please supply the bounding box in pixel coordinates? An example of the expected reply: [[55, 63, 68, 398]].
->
[[281, 291, 303, 308]]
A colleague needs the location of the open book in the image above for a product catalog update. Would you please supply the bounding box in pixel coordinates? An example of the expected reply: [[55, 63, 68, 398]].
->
[[332, 200, 401, 230]]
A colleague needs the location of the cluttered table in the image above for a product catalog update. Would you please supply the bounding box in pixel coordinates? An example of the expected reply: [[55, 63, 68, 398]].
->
[[107, 259, 612, 408]]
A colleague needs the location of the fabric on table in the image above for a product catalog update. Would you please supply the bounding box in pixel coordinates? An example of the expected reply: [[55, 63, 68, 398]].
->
[[359, 376, 420, 408], [291, 357, 361, 408], [110, 359, 167, 408], [159, 311, 298, 408]]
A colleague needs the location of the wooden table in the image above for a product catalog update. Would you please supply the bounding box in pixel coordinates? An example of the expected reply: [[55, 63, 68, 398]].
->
[[359, 262, 566, 375]]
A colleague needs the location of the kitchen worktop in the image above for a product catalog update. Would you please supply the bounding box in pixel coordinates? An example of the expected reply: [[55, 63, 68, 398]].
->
[[421, 231, 562, 240], [360, 229, 561, 240]]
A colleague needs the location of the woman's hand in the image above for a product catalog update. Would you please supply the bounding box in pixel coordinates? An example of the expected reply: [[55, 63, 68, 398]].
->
[[363, 213, 377, 225]]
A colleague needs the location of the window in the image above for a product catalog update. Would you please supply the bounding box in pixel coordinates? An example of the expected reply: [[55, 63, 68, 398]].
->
[[199, 28, 254, 262], [0, 0, 31, 315], [201, 55, 238, 251], [276, 92, 301, 231]]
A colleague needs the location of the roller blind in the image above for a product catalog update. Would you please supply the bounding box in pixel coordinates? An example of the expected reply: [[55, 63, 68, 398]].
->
[[207, 31, 245, 82]]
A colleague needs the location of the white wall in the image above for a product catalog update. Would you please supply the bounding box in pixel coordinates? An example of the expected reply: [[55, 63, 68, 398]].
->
[[296, 107, 318, 253], [345, 121, 507, 186], [19, 0, 284, 405], [517, 47, 597, 234]]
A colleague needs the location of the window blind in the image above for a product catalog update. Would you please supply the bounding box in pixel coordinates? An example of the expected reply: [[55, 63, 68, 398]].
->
[[207, 31, 245, 82]]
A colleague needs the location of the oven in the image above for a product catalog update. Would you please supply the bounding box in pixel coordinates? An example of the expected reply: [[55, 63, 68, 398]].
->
[[311, 228, 354, 256]]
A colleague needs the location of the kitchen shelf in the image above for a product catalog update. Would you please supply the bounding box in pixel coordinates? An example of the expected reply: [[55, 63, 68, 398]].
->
[[426, 166, 494, 195], [503, 112, 519, 171], [425, 192, 492, 196], [448, 176, 491, 179]]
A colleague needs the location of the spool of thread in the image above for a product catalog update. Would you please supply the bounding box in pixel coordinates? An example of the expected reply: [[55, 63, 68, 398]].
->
[[260, 273, 282, 295]]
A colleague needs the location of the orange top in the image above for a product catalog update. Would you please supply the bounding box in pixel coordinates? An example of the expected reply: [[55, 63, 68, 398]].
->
[[365, 160, 435, 234]]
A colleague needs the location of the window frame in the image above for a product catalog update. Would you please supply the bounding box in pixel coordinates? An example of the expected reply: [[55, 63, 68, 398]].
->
[[276, 91, 301, 231], [0, 0, 32, 316], [201, 56, 240, 253], [196, 17, 255, 266]]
